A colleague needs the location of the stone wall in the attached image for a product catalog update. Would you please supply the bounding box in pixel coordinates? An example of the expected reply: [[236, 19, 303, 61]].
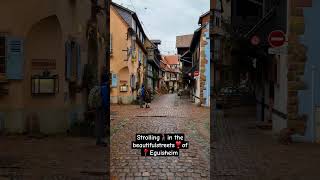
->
[[287, 0, 313, 134], [200, 27, 209, 105]]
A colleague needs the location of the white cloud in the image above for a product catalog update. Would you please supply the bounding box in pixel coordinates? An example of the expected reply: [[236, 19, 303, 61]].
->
[[112, 0, 209, 55]]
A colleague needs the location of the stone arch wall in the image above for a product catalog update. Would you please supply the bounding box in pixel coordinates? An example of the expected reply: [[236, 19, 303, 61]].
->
[[24, 15, 64, 107]]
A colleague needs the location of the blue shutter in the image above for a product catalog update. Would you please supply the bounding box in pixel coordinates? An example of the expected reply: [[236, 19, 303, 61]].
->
[[6, 37, 24, 79], [65, 41, 72, 80], [111, 73, 117, 87], [76, 43, 81, 80]]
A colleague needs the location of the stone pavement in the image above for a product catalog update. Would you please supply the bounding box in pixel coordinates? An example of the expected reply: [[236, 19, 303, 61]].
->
[[110, 94, 210, 180], [0, 136, 108, 180], [212, 106, 320, 180]]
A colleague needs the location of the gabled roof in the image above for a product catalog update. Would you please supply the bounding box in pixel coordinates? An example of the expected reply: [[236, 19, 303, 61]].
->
[[176, 34, 194, 48], [111, 2, 135, 14], [198, 11, 210, 25], [163, 55, 179, 65], [111, 2, 147, 39], [190, 25, 206, 52], [160, 56, 180, 73]]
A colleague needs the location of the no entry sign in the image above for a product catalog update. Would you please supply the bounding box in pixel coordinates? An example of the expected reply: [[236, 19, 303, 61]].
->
[[194, 71, 199, 77], [268, 30, 286, 47]]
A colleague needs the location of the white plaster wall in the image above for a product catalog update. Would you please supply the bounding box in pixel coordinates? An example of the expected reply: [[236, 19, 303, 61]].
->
[[272, 54, 288, 133], [195, 77, 201, 104]]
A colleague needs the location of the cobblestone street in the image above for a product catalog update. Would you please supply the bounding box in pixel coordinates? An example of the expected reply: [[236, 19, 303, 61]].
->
[[213, 106, 320, 180], [110, 94, 210, 180], [0, 136, 108, 180]]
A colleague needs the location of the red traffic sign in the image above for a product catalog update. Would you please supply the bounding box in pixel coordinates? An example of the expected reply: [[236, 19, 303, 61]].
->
[[268, 30, 286, 47], [194, 71, 199, 77], [251, 35, 260, 46]]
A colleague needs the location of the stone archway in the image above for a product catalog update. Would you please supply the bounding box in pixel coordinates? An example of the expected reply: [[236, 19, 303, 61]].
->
[[118, 67, 131, 104], [118, 67, 130, 91], [24, 15, 65, 133]]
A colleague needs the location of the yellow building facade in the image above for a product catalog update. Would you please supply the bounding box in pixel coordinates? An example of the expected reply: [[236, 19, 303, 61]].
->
[[110, 3, 147, 104]]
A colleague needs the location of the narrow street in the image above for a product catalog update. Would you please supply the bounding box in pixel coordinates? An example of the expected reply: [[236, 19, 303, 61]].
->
[[110, 94, 210, 179], [213, 105, 320, 180], [0, 137, 108, 179]]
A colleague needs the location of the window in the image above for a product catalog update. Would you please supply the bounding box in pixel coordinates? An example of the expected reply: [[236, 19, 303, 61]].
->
[[65, 40, 81, 81], [132, 19, 136, 32], [214, 39, 220, 61], [111, 73, 117, 87], [1, 36, 24, 79], [0, 36, 5, 74], [130, 74, 136, 88], [148, 65, 152, 76], [71, 41, 79, 80], [137, 28, 140, 39], [215, 17, 220, 27]]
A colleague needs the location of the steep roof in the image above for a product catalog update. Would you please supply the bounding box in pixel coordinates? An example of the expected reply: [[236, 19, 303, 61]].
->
[[198, 11, 210, 25], [111, 2, 147, 39], [190, 25, 206, 52], [176, 34, 194, 48], [163, 55, 179, 65], [160, 56, 180, 73]]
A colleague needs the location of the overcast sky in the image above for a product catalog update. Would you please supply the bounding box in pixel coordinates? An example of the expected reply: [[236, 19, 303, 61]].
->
[[112, 0, 210, 55]]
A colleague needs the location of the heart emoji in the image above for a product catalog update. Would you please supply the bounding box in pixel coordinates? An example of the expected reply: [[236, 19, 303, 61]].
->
[[176, 141, 182, 149]]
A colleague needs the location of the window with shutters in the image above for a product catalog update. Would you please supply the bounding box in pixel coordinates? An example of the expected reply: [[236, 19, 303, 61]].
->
[[0, 36, 6, 74], [5, 37, 24, 79], [214, 39, 220, 61], [130, 74, 136, 89], [65, 40, 81, 82], [71, 41, 77, 80], [215, 17, 220, 27], [111, 73, 117, 88]]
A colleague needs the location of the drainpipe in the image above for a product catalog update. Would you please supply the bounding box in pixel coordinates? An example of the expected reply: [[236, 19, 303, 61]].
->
[[311, 65, 316, 142]]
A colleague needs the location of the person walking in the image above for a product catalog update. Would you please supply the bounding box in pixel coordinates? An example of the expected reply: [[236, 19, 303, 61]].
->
[[144, 88, 152, 108], [88, 71, 109, 146], [138, 84, 145, 108]]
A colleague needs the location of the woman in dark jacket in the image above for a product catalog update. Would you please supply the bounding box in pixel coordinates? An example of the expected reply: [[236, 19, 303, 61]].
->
[[144, 88, 152, 108]]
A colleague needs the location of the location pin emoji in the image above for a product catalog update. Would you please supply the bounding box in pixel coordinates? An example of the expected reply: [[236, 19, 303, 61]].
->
[[144, 149, 149, 156]]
